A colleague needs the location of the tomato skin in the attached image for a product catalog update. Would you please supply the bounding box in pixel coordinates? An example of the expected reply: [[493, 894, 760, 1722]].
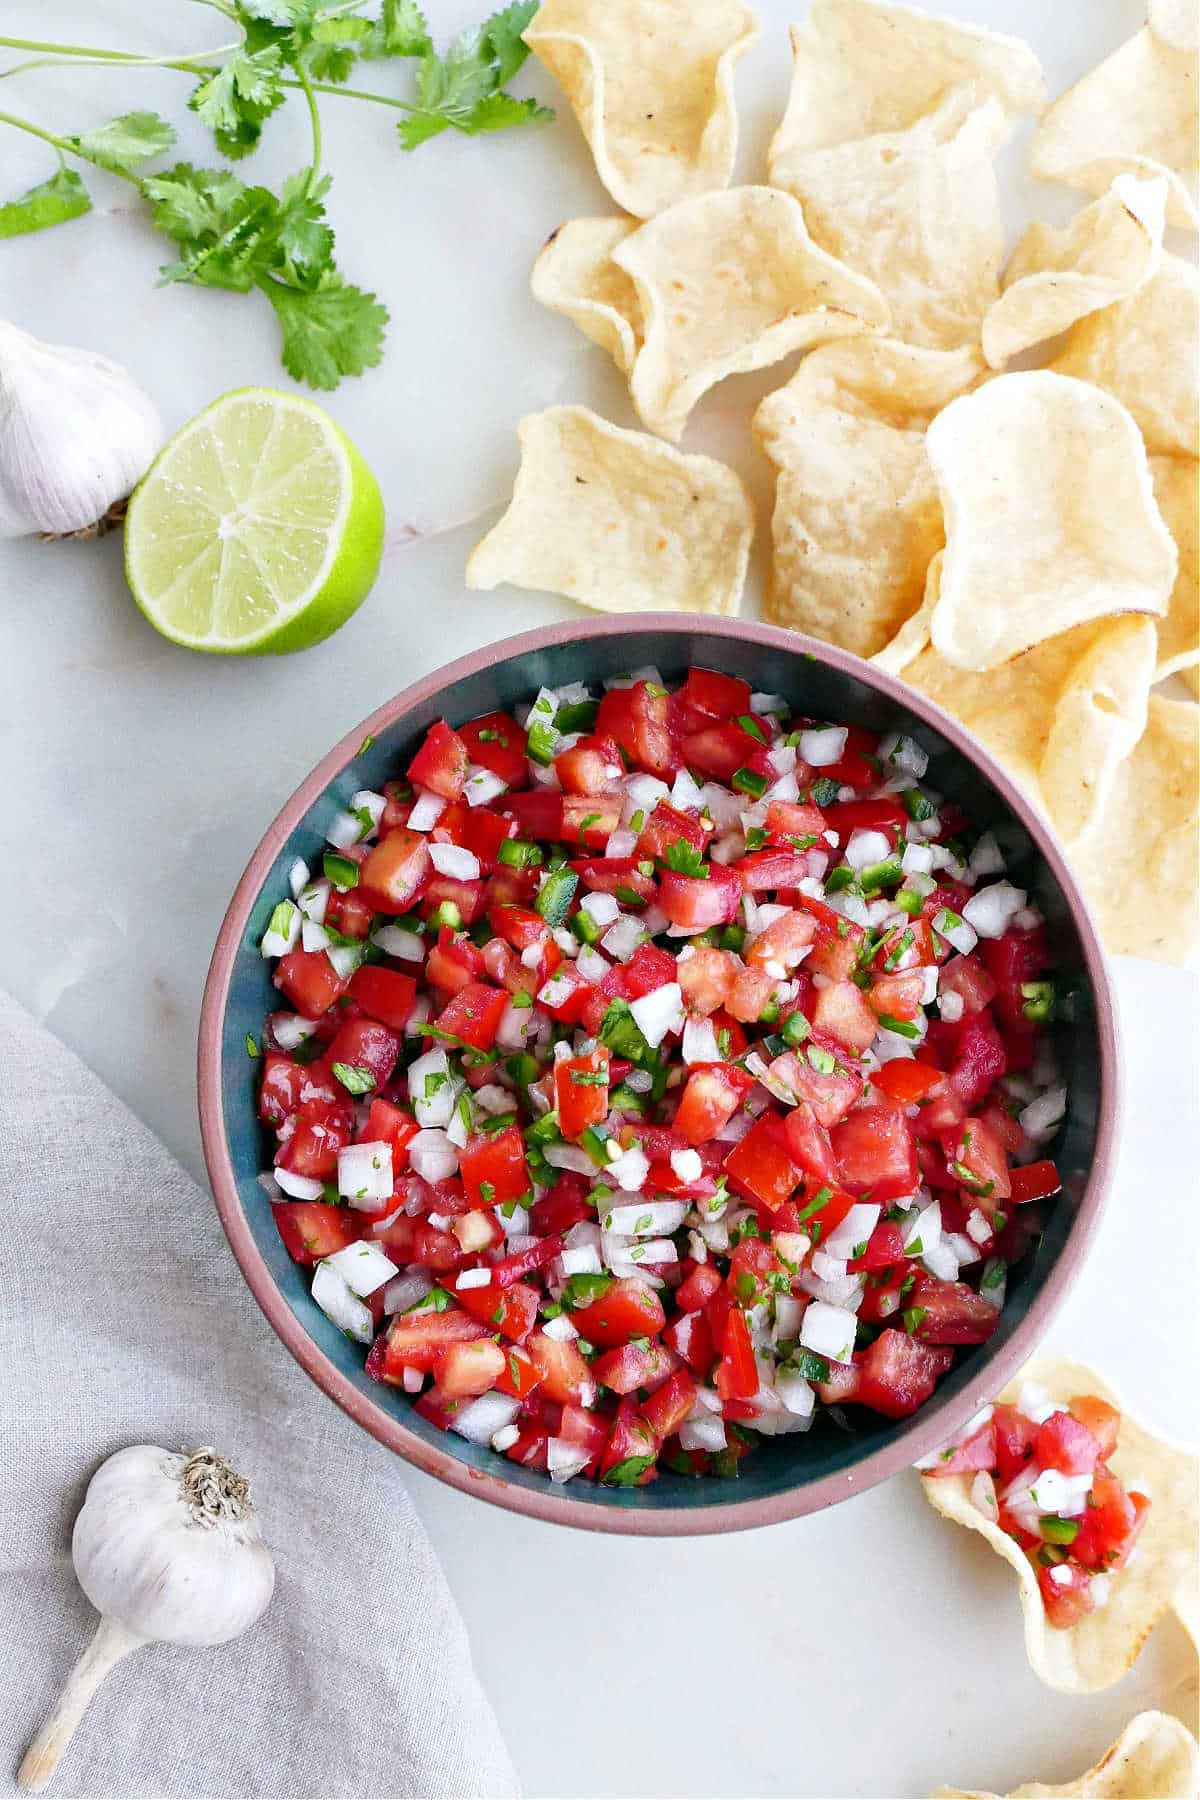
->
[[1036, 1410, 1101, 1476], [681, 667, 751, 723], [274, 949, 348, 1018], [459, 710, 528, 788], [358, 1097, 418, 1162], [658, 864, 742, 930], [598, 1398, 660, 1485], [408, 719, 470, 799], [259, 1053, 316, 1126], [872, 1060, 944, 1106], [592, 1339, 679, 1396], [674, 1063, 754, 1145], [824, 795, 907, 839], [715, 1307, 758, 1401], [434, 981, 508, 1050], [738, 850, 812, 892], [992, 1405, 1039, 1482], [637, 801, 711, 860], [947, 1011, 1008, 1111], [1036, 1561, 1094, 1630], [569, 1277, 666, 1348], [676, 1262, 723, 1311], [664, 1308, 715, 1374], [829, 1104, 918, 1200], [813, 980, 878, 1054], [1010, 1160, 1062, 1204], [529, 1175, 593, 1237], [271, 1200, 361, 1265], [848, 1221, 907, 1271], [780, 1102, 838, 1186], [682, 720, 770, 783], [434, 1338, 506, 1399], [907, 1273, 1001, 1346], [569, 857, 658, 903], [426, 931, 485, 995], [554, 733, 623, 796], [437, 802, 514, 874], [456, 1278, 540, 1342], [459, 1124, 531, 1209], [360, 829, 432, 914], [922, 1420, 998, 1476], [275, 1098, 353, 1180], [493, 1343, 542, 1400], [325, 1016, 403, 1092], [347, 966, 417, 1031], [527, 1331, 596, 1404], [1067, 1395, 1121, 1461], [818, 724, 879, 788], [640, 1368, 698, 1438], [723, 1113, 803, 1211], [595, 681, 679, 776], [555, 1048, 610, 1139], [855, 1329, 954, 1419], [370, 1308, 489, 1383]]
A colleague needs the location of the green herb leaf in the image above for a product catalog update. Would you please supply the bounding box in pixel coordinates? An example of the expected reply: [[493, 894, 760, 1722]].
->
[[189, 46, 285, 160], [73, 111, 176, 174], [246, 1032, 261, 1059], [398, 1, 552, 150], [365, 0, 433, 58], [601, 1453, 655, 1487], [332, 1061, 376, 1095], [663, 839, 708, 878], [0, 168, 91, 239], [262, 275, 388, 390]]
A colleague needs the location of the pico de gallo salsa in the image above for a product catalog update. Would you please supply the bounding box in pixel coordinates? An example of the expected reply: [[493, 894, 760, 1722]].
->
[[922, 1385, 1151, 1628], [255, 664, 1068, 1488]]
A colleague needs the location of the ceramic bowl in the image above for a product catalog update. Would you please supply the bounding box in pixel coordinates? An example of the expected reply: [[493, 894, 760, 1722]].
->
[[199, 615, 1119, 1534]]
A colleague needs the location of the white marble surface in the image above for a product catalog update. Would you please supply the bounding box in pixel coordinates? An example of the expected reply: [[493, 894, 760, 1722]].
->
[[1, 3, 1196, 1795]]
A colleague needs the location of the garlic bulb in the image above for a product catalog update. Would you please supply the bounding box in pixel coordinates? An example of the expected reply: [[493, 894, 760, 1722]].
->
[[18, 1445, 274, 1794], [0, 319, 163, 538]]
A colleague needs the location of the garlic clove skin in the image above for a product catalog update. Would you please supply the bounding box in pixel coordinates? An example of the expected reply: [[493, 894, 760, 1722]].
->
[[72, 1445, 275, 1647], [0, 319, 164, 539]]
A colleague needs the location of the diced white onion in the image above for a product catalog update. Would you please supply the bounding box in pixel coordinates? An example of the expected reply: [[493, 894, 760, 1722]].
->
[[547, 1439, 592, 1484], [880, 732, 929, 779], [669, 1147, 703, 1184], [629, 982, 684, 1048], [799, 726, 847, 767], [543, 1142, 598, 1175], [261, 900, 301, 959], [601, 914, 648, 962], [272, 1013, 319, 1052], [844, 829, 892, 871], [408, 1128, 459, 1183], [301, 918, 331, 953], [337, 1141, 394, 1206], [383, 1270, 433, 1315], [902, 842, 934, 876], [905, 1199, 942, 1256], [671, 767, 706, 811], [350, 790, 386, 837], [274, 1167, 325, 1201], [541, 1312, 579, 1341], [288, 858, 310, 899], [408, 787, 447, 832], [409, 1048, 463, 1129], [451, 1392, 520, 1446], [970, 1471, 999, 1521], [933, 909, 978, 955], [429, 841, 480, 880], [581, 890, 620, 926], [463, 764, 508, 807], [1019, 1085, 1067, 1141], [621, 774, 670, 824], [1016, 1382, 1062, 1425], [824, 1203, 881, 1261], [325, 810, 363, 851], [574, 945, 610, 984], [921, 1238, 960, 1282], [605, 828, 638, 859], [560, 1243, 603, 1276], [1028, 1468, 1094, 1516], [968, 832, 1005, 879], [939, 991, 965, 1024], [372, 923, 424, 962], [681, 1016, 721, 1065], [811, 1251, 849, 1282], [490, 1423, 520, 1453], [680, 1413, 727, 1453], [311, 1261, 374, 1343], [773, 1295, 803, 1344], [608, 1144, 651, 1192], [604, 1199, 688, 1236], [455, 1267, 492, 1291], [324, 1239, 398, 1296], [799, 1301, 859, 1363], [327, 942, 365, 980], [775, 1369, 816, 1418], [963, 882, 1028, 940]]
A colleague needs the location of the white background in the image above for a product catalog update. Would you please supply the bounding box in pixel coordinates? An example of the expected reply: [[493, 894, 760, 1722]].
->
[[1, 2, 1196, 1795]]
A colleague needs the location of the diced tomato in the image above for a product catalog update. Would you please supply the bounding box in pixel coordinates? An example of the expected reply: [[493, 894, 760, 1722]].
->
[[1010, 1160, 1062, 1204], [680, 667, 751, 723], [621, 943, 675, 998], [499, 791, 564, 841], [360, 829, 431, 914], [640, 1367, 698, 1438], [425, 931, 484, 995], [682, 720, 770, 783], [816, 723, 878, 788], [637, 801, 711, 860], [664, 1308, 715, 1374], [380, 780, 413, 833], [437, 802, 513, 874], [370, 1307, 489, 1382], [569, 858, 658, 903], [727, 967, 776, 1024], [981, 926, 1052, 1028], [922, 1419, 998, 1476], [738, 850, 812, 892], [1036, 1409, 1101, 1476], [780, 1102, 839, 1187], [459, 1124, 531, 1209], [865, 971, 927, 1024], [368, 1212, 462, 1274], [325, 884, 374, 939], [487, 1236, 564, 1290], [855, 1329, 954, 1418], [555, 1048, 610, 1139], [274, 949, 348, 1018], [766, 800, 826, 842], [794, 893, 866, 981], [274, 1098, 353, 1180], [745, 910, 817, 970], [528, 1175, 593, 1237], [769, 1046, 863, 1128], [358, 1096, 418, 1161], [947, 1011, 1008, 1111], [493, 1343, 542, 1400], [1036, 1560, 1094, 1630], [824, 796, 906, 839], [831, 1105, 918, 1199], [872, 1060, 944, 1106], [673, 1064, 755, 1146], [411, 1388, 456, 1431], [538, 961, 592, 1024], [434, 981, 508, 1050], [569, 1276, 666, 1348], [938, 954, 998, 1015], [258, 1053, 320, 1126], [906, 1272, 1001, 1345], [848, 1220, 907, 1272], [527, 1331, 596, 1404], [346, 966, 417, 1031], [554, 733, 623, 796], [408, 719, 469, 799], [456, 1278, 539, 1342], [813, 980, 878, 1053], [944, 1115, 1012, 1204], [723, 1113, 803, 1211], [271, 1200, 361, 1264], [856, 1259, 910, 1325], [992, 1405, 1039, 1482], [598, 1398, 660, 1485], [592, 1338, 679, 1396], [420, 873, 487, 927], [324, 1016, 402, 1092], [487, 904, 547, 953], [726, 1238, 784, 1308], [562, 793, 623, 849], [558, 1403, 609, 1462], [595, 681, 679, 777], [676, 1262, 724, 1311], [1067, 1395, 1121, 1462], [459, 710, 528, 788], [657, 864, 742, 931], [870, 918, 936, 975], [714, 1307, 758, 1402], [434, 1338, 506, 1399], [677, 946, 737, 1016]]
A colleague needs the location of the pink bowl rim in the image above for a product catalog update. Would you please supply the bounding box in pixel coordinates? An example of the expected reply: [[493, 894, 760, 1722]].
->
[[198, 613, 1120, 1536]]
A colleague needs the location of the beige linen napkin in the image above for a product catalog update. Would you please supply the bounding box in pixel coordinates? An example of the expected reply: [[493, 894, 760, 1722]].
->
[[0, 990, 518, 1800]]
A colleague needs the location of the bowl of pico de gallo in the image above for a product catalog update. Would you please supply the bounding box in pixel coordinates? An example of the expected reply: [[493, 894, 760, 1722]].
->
[[198, 614, 1119, 1533]]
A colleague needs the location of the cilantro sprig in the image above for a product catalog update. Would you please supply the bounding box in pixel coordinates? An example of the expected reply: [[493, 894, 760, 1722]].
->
[[0, 2, 551, 388]]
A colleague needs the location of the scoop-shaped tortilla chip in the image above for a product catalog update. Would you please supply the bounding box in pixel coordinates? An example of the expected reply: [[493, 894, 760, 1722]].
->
[[899, 617, 1157, 843], [771, 85, 1009, 351], [870, 554, 940, 676], [755, 339, 982, 657], [1050, 253, 1199, 460], [611, 186, 889, 442], [769, 0, 1044, 156], [1150, 456, 1200, 684], [1067, 696, 1199, 965], [1150, 0, 1199, 54], [465, 404, 753, 616], [932, 1711, 1200, 1800], [1030, 27, 1199, 233], [982, 175, 1167, 369], [923, 1357, 1199, 1693], [531, 217, 641, 373], [926, 372, 1176, 672], [523, 0, 759, 220]]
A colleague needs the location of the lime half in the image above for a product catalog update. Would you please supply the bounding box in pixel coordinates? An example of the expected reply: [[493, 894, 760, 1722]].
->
[[125, 387, 384, 654]]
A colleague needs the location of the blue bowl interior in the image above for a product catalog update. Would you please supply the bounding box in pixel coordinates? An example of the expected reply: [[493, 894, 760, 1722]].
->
[[218, 628, 1097, 1514]]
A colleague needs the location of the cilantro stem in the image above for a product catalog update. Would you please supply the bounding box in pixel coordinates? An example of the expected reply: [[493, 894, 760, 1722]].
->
[[0, 104, 141, 185], [294, 61, 323, 181]]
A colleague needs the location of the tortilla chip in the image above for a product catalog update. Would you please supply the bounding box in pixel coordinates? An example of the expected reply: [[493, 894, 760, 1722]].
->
[[769, 0, 1044, 155], [982, 175, 1167, 369], [1066, 696, 1199, 965], [932, 1711, 1200, 1800], [1150, 0, 1199, 54], [1150, 457, 1200, 684], [925, 372, 1176, 672], [869, 555, 940, 677], [900, 617, 1157, 842], [755, 339, 982, 658], [1049, 253, 1199, 460], [523, 0, 759, 220], [465, 404, 753, 616], [770, 84, 1009, 351], [1030, 28, 1199, 233], [922, 1357, 1200, 1694], [531, 217, 641, 374], [609, 186, 889, 443]]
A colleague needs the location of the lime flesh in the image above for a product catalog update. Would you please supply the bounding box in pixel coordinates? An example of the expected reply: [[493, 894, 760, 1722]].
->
[[125, 387, 384, 654]]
